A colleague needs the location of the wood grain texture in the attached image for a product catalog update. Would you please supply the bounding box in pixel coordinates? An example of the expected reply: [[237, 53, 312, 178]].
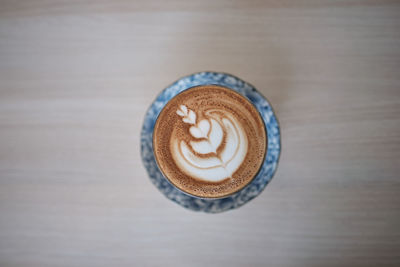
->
[[0, 1, 400, 266]]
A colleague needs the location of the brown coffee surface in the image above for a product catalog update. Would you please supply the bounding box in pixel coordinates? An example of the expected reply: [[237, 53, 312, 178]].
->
[[153, 85, 267, 198]]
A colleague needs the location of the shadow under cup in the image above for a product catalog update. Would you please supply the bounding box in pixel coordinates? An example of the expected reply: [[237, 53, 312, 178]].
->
[[141, 72, 280, 213]]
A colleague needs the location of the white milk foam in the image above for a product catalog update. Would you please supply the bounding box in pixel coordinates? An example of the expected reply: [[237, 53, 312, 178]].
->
[[172, 105, 248, 182]]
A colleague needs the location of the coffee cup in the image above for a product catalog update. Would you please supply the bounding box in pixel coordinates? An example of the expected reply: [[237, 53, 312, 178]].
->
[[141, 72, 280, 213]]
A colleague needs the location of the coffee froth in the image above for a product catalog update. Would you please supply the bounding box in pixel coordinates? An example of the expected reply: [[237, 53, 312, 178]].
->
[[173, 105, 248, 182], [153, 85, 267, 198]]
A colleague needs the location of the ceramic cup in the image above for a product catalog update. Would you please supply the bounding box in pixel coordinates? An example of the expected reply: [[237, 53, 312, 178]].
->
[[141, 72, 281, 213]]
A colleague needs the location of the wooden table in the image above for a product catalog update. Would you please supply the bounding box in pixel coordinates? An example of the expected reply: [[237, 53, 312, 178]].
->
[[1, 1, 399, 266]]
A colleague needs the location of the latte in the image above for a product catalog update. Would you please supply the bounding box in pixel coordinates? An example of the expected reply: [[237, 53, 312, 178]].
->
[[153, 85, 267, 198]]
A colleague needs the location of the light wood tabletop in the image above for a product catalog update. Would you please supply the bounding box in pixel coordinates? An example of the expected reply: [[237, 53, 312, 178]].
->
[[1, 1, 400, 266]]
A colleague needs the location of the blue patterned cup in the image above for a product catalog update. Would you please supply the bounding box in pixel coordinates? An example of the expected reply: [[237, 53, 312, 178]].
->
[[141, 72, 281, 213]]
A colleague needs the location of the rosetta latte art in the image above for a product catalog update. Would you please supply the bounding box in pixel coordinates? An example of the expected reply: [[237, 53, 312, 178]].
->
[[172, 105, 248, 182]]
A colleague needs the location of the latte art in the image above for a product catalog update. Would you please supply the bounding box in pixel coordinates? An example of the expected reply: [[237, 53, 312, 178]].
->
[[153, 85, 267, 198], [173, 105, 248, 182]]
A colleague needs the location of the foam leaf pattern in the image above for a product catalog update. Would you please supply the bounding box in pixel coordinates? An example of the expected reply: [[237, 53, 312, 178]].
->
[[176, 110, 185, 116], [190, 140, 216, 154], [189, 119, 210, 139], [180, 105, 187, 114], [173, 108, 248, 182], [188, 110, 196, 124], [177, 105, 196, 125], [208, 119, 223, 149], [190, 119, 222, 154]]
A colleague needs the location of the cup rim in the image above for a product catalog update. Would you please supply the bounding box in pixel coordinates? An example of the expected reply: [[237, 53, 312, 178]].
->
[[151, 84, 268, 200]]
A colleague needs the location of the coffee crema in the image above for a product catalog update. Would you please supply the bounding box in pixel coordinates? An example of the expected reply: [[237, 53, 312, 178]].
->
[[153, 85, 267, 198]]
